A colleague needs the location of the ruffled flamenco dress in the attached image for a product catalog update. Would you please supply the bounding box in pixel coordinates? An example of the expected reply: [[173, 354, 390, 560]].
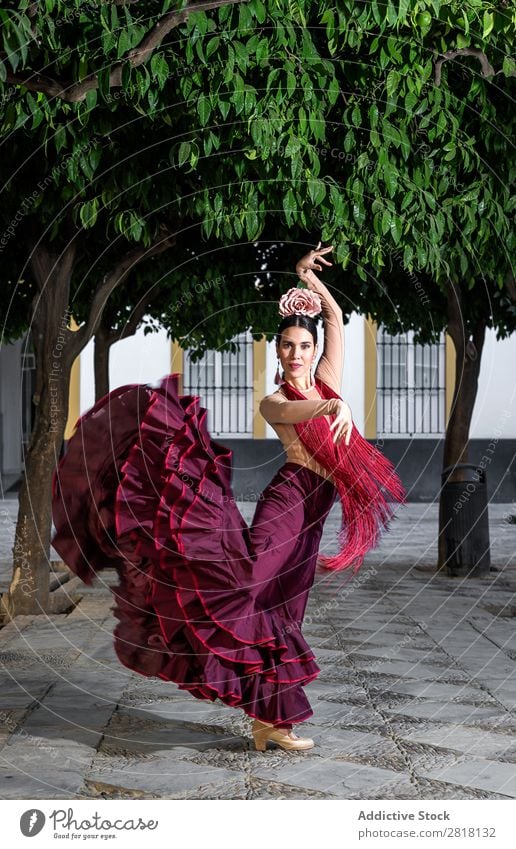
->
[[51, 374, 342, 727]]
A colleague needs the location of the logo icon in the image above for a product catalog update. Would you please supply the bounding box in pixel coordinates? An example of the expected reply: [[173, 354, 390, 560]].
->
[[20, 809, 46, 837]]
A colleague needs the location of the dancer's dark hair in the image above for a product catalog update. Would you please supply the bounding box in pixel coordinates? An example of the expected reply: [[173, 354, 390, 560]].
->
[[275, 314, 319, 348]]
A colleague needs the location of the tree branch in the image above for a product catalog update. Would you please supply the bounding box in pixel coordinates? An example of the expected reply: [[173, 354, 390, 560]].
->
[[504, 271, 516, 301], [6, 0, 243, 103], [108, 291, 157, 345], [434, 47, 495, 86], [71, 231, 176, 357]]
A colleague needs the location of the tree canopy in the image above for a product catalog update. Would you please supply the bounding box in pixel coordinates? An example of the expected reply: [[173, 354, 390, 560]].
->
[[0, 0, 513, 354], [1, 0, 514, 613]]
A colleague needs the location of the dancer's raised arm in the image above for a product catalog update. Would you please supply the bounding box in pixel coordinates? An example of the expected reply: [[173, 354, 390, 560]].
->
[[296, 243, 344, 394]]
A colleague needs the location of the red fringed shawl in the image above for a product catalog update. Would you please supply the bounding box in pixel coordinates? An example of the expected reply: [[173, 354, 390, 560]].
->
[[280, 376, 407, 574]]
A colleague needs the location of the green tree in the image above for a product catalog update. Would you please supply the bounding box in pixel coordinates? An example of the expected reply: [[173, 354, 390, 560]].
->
[[0, 0, 514, 617]]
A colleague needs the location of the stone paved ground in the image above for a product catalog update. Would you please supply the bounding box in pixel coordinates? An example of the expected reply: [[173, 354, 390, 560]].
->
[[0, 499, 515, 800]]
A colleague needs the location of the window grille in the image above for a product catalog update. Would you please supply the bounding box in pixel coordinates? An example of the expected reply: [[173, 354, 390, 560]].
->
[[182, 331, 254, 437], [376, 326, 445, 436]]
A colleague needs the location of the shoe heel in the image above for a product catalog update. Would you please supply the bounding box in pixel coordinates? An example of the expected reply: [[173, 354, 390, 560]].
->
[[252, 730, 269, 752]]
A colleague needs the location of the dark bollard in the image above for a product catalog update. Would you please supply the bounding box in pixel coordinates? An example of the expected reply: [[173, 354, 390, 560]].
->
[[440, 463, 491, 577]]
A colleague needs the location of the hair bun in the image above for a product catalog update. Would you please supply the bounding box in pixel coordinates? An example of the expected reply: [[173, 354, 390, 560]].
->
[[278, 288, 322, 318]]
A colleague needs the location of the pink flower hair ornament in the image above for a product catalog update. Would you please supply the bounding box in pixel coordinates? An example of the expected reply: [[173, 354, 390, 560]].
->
[[278, 287, 322, 318]]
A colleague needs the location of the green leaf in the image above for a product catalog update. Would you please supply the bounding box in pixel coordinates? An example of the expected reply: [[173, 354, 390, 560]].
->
[[308, 179, 326, 206], [483, 11, 494, 38], [386, 70, 400, 98], [205, 36, 220, 59], [390, 216, 402, 245], [283, 188, 297, 225], [382, 209, 392, 235], [398, 0, 410, 23], [150, 53, 169, 88], [218, 100, 231, 120], [285, 134, 301, 157], [401, 191, 414, 211], [386, 2, 398, 26], [197, 96, 211, 126], [178, 142, 191, 167], [327, 76, 339, 105], [249, 0, 267, 25], [79, 198, 99, 229], [335, 242, 351, 267], [383, 162, 398, 197], [117, 28, 131, 59]]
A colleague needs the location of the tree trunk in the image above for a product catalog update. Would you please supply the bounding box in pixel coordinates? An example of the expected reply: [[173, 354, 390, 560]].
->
[[2, 245, 75, 618], [437, 280, 487, 571], [2, 236, 175, 618], [94, 324, 113, 402]]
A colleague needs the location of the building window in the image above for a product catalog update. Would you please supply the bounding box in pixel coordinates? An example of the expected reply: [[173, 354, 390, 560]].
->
[[376, 326, 445, 436], [182, 331, 254, 437]]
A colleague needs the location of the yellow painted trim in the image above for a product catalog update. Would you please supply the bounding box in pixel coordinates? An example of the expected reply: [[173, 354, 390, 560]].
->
[[64, 317, 81, 440], [445, 332, 456, 425], [171, 339, 184, 394], [364, 315, 377, 439], [253, 337, 267, 439]]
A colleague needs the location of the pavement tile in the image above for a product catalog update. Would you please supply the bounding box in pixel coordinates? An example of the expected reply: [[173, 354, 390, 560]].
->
[[382, 699, 507, 725], [350, 658, 468, 681], [305, 700, 377, 727], [384, 680, 495, 704], [101, 713, 245, 755], [86, 755, 245, 798], [0, 502, 515, 799], [252, 757, 403, 797], [0, 768, 87, 799], [419, 757, 516, 798], [399, 724, 516, 759]]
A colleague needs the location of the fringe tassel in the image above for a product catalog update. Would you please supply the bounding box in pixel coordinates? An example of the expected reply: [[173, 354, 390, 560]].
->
[[281, 377, 407, 574]]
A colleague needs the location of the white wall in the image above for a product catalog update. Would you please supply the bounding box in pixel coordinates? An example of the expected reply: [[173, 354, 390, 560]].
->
[[76, 318, 516, 439], [79, 322, 171, 414], [470, 327, 516, 439]]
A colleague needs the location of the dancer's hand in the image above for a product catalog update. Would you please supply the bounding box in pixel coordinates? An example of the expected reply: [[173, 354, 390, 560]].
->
[[329, 400, 353, 446], [296, 241, 333, 287]]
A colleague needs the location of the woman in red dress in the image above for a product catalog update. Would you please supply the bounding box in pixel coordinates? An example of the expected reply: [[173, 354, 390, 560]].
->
[[52, 243, 405, 752]]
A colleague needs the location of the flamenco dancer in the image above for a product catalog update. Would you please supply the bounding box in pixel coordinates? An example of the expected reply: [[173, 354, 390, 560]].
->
[[52, 242, 406, 753]]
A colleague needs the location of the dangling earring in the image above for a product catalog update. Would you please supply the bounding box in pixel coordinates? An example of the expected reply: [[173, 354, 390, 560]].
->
[[274, 357, 284, 385]]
